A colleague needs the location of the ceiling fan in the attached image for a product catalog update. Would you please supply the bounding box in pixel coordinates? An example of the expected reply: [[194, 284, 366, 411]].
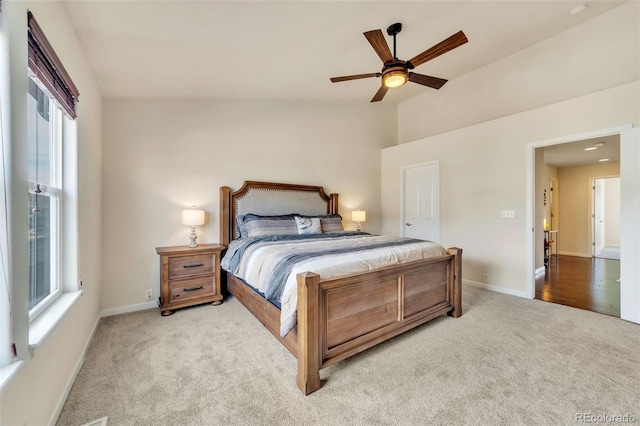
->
[[330, 23, 468, 102]]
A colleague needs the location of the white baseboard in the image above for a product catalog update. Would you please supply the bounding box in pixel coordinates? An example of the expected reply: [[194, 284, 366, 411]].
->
[[535, 266, 545, 276], [463, 279, 529, 299], [558, 251, 591, 258], [48, 313, 101, 426], [101, 300, 157, 318]]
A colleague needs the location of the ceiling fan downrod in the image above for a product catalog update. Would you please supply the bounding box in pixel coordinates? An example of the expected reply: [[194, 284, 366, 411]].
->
[[387, 22, 402, 61]]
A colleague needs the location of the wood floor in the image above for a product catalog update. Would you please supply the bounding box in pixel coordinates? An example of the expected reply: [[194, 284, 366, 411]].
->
[[535, 255, 620, 317]]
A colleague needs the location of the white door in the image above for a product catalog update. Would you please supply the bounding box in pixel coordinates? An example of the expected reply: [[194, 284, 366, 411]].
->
[[620, 127, 639, 324], [593, 178, 606, 257], [402, 161, 440, 242]]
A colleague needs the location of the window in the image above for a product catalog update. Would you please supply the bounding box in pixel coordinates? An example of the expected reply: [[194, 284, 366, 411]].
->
[[1, 9, 82, 386], [27, 77, 62, 316], [26, 11, 79, 321]]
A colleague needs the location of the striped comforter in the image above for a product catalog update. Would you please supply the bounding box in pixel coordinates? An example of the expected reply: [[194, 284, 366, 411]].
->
[[221, 232, 447, 337]]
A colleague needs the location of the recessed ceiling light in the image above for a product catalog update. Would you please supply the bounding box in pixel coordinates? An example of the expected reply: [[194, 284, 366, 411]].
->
[[570, 3, 588, 16], [584, 147, 597, 151], [599, 158, 610, 162]]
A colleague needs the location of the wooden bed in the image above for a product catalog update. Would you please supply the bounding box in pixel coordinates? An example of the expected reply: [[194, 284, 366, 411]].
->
[[220, 181, 462, 395]]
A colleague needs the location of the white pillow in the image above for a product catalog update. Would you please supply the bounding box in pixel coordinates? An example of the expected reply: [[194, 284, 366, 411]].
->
[[295, 216, 322, 234]]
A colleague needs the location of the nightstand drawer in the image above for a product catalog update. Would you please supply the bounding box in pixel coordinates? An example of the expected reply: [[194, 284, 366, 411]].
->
[[168, 276, 216, 304], [168, 253, 215, 279]]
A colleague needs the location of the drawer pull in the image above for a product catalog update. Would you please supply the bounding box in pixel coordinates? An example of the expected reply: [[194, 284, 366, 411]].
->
[[183, 263, 204, 269], [183, 285, 204, 292]]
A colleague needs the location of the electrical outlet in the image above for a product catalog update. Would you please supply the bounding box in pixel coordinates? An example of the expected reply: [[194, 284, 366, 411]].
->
[[482, 274, 489, 283], [145, 289, 153, 300]]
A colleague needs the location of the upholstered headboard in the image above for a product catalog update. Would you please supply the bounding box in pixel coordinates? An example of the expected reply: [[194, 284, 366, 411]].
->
[[219, 181, 339, 246]]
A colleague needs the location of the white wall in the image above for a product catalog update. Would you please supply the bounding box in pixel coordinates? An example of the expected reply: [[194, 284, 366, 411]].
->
[[397, 2, 639, 143], [382, 82, 639, 295], [101, 99, 396, 311], [604, 178, 621, 248], [0, 2, 103, 425]]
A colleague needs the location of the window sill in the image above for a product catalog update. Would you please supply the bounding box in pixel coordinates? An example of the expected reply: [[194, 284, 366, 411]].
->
[[0, 360, 25, 392], [29, 290, 82, 356]]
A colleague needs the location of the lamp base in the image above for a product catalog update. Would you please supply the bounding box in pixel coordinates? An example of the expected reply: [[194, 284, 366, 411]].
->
[[188, 227, 198, 248], [356, 223, 362, 232]]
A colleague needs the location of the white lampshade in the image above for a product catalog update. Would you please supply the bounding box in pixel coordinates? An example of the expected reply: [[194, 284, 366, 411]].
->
[[352, 210, 366, 223], [182, 207, 205, 227]]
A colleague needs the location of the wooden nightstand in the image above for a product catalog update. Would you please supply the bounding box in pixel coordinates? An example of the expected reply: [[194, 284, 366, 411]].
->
[[156, 244, 224, 316]]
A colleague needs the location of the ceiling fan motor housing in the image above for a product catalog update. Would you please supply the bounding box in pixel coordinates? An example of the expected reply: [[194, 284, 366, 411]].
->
[[382, 62, 408, 88]]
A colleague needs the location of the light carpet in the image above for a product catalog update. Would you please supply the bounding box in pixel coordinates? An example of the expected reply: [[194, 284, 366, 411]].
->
[[57, 285, 639, 426]]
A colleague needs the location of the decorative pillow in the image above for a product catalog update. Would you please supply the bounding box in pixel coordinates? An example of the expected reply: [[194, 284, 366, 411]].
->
[[236, 215, 247, 238], [295, 216, 322, 234], [319, 214, 344, 233], [242, 214, 298, 238], [294, 214, 344, 233]]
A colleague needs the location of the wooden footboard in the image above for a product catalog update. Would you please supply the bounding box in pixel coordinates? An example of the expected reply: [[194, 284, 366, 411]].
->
[[297, 247, 462, 394], [226, 248, 462, 395]]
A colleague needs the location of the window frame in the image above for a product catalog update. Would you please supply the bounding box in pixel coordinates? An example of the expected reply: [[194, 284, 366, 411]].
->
[[23, 9, 79, 326], [1, 9, 84, 388], [27, 76, 64, 320]]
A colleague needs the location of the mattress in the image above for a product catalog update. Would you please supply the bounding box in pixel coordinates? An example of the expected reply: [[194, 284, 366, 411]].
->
[[221, 232, 447, 337]]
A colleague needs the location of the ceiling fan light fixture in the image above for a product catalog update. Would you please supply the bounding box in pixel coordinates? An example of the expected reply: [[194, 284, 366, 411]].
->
[[382, 69, 407, 88]]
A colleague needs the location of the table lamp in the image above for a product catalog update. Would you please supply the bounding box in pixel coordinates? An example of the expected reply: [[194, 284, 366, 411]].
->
[[352, 210, 366, 232], [182, 206, 205, 248]]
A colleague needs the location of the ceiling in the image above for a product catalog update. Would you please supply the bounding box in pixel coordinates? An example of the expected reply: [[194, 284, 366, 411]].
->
[[543, 134, 621, 168], [61, 1, 626, 103]]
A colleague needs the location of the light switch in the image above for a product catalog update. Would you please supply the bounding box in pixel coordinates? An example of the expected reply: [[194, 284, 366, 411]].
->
[[501, 209, 515, 218]]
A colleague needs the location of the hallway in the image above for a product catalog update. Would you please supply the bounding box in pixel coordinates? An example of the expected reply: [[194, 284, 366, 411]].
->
[[535, 255, 620, 317]]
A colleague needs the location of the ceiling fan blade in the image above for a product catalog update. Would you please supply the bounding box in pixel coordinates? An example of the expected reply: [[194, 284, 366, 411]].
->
[[408, 73, 448, 90], [330, 73, 379, 83], [363, 29, 393, 63], [370, 85, 389, 102], [408, 30, 468, 68]]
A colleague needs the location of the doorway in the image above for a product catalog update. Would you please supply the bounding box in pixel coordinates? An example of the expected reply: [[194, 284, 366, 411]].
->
[[536, 139, 621, 317], [527, 125, 639, 323], [592, 177, 620, 259]]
